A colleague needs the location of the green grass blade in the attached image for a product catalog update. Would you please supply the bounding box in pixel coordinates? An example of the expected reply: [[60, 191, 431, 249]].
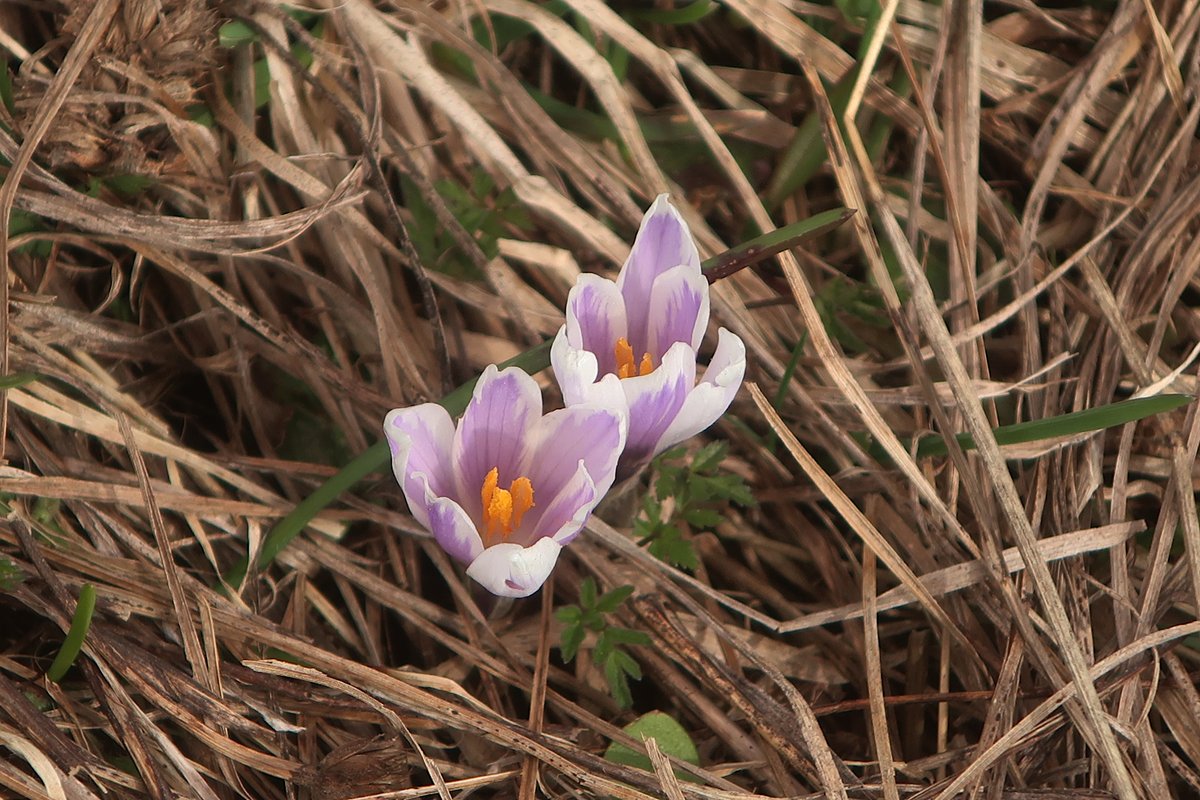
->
[[913, 394, 1193, 460], [0, 372, 38, 389], [765, 73, 856, 210], [47, 583, 96, 683], [628, 0, 716, 25], [702, 208, 854, 281]]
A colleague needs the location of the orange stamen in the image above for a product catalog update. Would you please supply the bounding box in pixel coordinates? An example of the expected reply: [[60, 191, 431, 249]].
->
[[510, 477, 534, 529], [480, 467, 535, 544], [614, 337, 655, 379]]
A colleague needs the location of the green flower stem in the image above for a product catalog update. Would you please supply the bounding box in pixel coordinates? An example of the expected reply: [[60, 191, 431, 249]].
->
[[47, 583, 96, 683], [226, 210, 852, 586]]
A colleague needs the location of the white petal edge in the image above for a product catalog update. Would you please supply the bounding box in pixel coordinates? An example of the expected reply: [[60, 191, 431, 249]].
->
[[383, 404, 455, 529], [654, 328, 746, 453], [551, 325, 599, 406], [466, 538, 563, 598]]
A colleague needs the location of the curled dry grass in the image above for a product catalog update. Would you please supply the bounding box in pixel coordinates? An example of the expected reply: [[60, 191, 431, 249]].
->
[[1, 0, 1200, 798]]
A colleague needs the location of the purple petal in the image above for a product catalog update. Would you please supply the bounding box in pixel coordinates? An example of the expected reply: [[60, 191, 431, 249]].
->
[[383, 404, 455, 529], [564, 274, 627, 377], [617, 195, 701, 354], [523, 404, 624, 506], [528, 459, 597, 546], [427, 497, 485, 565], [655, 328, 746, 453], [646, 264, 709, 358], [466, 538, 563, 598], [452, 365, 542, 518], [619, 341, 697, 469]]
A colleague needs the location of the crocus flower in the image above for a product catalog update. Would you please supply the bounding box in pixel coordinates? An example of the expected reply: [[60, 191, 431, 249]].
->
[[384, 365, 625, 598], [551, 194, 746, 474]]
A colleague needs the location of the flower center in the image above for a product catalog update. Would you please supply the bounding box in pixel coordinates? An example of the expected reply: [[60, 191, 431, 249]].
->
[[614, 337, 654, 379], [480, 466, 535, 544]]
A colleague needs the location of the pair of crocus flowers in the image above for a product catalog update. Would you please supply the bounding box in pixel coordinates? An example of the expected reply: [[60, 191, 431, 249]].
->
[[384, 196, 746, 597]]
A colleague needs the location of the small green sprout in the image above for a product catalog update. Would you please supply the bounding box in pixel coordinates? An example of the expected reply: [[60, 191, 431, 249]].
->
[[635, 442, 755, 570], [556, 577, 651, 708]]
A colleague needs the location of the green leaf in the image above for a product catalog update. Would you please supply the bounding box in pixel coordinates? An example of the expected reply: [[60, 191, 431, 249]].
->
[[219, 20, 258, 48], [604, 627, 652, 647], [579, 576, 597, 609], [102, 173, 156, 197], [654, 470, 683, 501], [604, 654, 635, 708], [604, 712, 701, 776], [560, 623, 585, 663], [683, 507, 722, 529], [555, 605, 582, 625], [593, 629, 615, 664], [689, 441, 727, 474], [657, 445, 688, 464], [633, 515, 660, 541], [628, 0, 717, 24], [648, 526, 699, 570], [47, 583, 96, 682], [910, 394, 1194, 460], [610, 647, 643, 680], [595, 584, 635, 613]]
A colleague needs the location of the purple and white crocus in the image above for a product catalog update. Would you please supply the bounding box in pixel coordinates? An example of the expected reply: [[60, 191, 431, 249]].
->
[[552, 194, 746, 475], [384, 365, 625, 598]]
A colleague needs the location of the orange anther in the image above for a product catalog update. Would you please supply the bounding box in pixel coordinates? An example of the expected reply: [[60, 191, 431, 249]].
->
[[510, 476, 534, 529], [615, 337, 654, 379], [480, 467, 535, 544]]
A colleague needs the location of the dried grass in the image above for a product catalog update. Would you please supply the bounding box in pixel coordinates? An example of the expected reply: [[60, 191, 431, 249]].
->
[[2, 0, 1200, 798]]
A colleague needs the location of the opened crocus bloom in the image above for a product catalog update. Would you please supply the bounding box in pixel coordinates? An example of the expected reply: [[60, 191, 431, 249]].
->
[[384, 365, 625, 598], [552, 194, 746, 474]]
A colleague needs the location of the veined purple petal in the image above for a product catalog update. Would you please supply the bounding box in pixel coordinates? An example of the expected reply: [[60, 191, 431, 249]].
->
[[655, 328, 746, 453], [452, 365, 541, 519], [619, 341, 697, 470], [427, 496, 485, 565], [646, 264, 710, 358], [523, 403, 624, 504], [565, 274, 627, 377], [384, 404, 455, 529], [466, 538, 563, 598], [617, 195, 701, 353]]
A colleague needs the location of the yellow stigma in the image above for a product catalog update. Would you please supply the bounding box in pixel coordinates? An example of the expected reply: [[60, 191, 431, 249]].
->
[[480, 467, 535, 544], [614, 337, 654, 379]]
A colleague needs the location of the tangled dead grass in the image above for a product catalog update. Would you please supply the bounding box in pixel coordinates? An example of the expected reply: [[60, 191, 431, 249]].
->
[[2, 0, 1200, 798]]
